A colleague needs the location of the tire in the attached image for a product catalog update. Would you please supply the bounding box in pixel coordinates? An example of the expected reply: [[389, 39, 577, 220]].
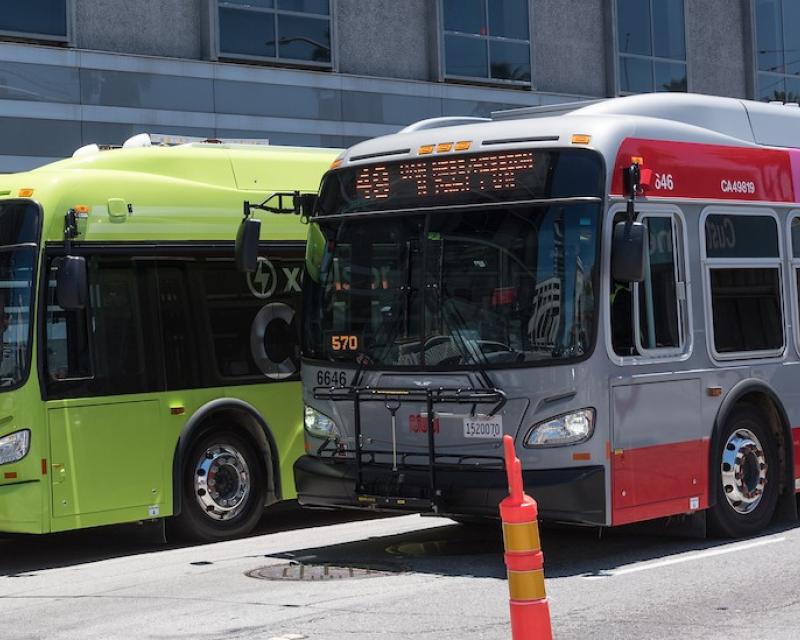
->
[[707, 405, 779, 538], [168, 430, 266, 543]]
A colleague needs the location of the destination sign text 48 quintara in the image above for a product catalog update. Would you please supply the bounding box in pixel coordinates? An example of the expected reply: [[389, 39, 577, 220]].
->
[[355, 151, 535, 201], [317, 148, 604, 214]]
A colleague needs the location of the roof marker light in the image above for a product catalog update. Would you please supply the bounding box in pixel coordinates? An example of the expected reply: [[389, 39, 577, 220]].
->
[[571, 134, 591, 145], [436, 142, 454, 153], [419, 144, 435, 155], [631, 156, 644, 165], [455, 141, 472, 151]]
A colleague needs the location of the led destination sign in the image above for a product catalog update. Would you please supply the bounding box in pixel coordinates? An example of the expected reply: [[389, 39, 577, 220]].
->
[[355, 152, 536, 201], [317, 149, 604, 215]]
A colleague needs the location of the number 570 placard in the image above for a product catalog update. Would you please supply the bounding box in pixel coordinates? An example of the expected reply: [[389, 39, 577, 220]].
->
[[329, 334, 359, 352]]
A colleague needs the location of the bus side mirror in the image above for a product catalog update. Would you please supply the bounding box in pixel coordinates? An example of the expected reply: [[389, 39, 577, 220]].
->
[[294, 193, 318, 220], [56, 256, 88, 310], [612, 221, 647, 283], [236, 217, 261, 272]]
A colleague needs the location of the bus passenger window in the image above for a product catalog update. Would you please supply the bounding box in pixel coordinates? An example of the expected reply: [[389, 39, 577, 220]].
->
[[89, 260, 157, 393], [45, 260, 91, 381], [637, 216, 681, 351], [610, 213, 635, 356], [194, 256, 303, 383], [611, 212, 686, 358], [610, 280, 634, 356], [705, 214, 783, 357], [157, 265, 201, 390]]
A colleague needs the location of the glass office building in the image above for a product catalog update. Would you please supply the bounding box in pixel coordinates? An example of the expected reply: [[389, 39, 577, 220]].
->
[[0, 1, 783, 172]]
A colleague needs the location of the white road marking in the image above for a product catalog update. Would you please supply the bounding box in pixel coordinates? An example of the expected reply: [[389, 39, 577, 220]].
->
[[582, 535, 786, 579]]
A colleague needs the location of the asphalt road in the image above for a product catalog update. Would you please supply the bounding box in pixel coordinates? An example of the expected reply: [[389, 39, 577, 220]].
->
[[1, 503, 799, 639]]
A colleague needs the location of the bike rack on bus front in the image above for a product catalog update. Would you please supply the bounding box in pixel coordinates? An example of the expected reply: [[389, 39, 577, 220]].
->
[[313, 385, 507, 512]]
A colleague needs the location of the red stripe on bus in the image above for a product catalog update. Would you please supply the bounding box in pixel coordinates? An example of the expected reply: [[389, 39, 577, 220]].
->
[[612, 438, 710, 526], [611, 138, 797, 203], [791, 151, 800, 201]]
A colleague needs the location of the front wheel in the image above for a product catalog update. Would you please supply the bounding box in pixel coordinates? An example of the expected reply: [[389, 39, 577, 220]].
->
[[168, 430, 266, 542], [707, 406, 779, 538]]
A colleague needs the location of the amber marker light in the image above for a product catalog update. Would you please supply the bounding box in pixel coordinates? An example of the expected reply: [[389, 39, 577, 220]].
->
[[419, 144, 435, 155], [170, 406, 186, 416], [572, 452, 591, 461], [330, 158, 343, 169], [454, 141, 472, 151], [571, 134, 591, 145], [18, 188, 34, 197], [436, 142, 454, 153], [631, 156, 644, 165]]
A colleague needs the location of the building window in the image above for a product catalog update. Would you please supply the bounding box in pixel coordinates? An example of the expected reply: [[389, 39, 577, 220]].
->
[[616, 0, 687, 94], [0, 0, 68, 42], [441, 0, 531, 85], [218, 0, 332, 67], [755, 0, 800, 102]]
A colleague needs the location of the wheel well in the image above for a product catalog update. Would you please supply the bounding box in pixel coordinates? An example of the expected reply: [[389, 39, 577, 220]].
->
[[713, 388, 796, 522], [171, 401, 281, 517]]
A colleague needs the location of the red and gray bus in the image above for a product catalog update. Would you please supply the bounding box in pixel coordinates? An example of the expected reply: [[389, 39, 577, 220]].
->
[[293, 93, 800, 537]]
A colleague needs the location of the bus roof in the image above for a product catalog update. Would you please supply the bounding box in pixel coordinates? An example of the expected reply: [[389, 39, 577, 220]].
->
[[335, 93, 800, 170], [0, 142, 339, 243]]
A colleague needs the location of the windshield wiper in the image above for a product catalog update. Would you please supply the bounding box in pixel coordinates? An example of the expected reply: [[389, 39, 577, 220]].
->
[[426, 231, 496, 391], [437, 288, 496, 392]]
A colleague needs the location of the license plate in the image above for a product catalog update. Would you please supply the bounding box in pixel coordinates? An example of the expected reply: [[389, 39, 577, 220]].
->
[[463, 415, 503, 439]]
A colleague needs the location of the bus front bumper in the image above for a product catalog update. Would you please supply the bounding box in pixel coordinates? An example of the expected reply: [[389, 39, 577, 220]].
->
[[294, 455, 606, 525], [0, 480, 45, 534]]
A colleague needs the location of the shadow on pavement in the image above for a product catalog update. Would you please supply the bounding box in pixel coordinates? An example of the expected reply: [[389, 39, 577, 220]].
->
[[0, 500, 383, 577], [2, 503, 798, 581], [267, 519, 507, 579], [262, 517, 800, 581]]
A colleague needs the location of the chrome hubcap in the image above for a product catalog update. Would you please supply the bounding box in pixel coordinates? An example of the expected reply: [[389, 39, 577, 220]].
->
[[193, 445, 251, 521], [721, 428, 767, 514]]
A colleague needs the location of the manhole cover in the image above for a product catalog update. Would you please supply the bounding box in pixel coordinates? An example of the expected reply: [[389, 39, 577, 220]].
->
[[246, 562, 399, 581]]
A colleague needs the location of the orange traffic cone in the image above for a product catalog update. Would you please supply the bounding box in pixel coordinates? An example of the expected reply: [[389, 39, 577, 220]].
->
[[500, 434, 553, 639]]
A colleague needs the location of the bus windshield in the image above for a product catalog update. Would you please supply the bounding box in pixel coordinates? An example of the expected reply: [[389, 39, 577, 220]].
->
[[0, 202, 39, 387], [304, 149, 603, 369], [304, 148, 604, 369]]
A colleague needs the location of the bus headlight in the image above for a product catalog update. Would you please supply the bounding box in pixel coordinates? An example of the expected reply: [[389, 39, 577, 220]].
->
[[304, 406, 339, 439], [524, 409, 595, 448], [0, 429, 30, 465]]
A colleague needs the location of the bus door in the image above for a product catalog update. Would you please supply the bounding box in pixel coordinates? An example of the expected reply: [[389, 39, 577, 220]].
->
[[44, 256, 169, 524], [609, 208, 708, 524]]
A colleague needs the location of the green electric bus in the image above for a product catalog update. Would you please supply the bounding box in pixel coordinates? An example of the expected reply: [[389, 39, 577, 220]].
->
[[0, 137, 337, 541]]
